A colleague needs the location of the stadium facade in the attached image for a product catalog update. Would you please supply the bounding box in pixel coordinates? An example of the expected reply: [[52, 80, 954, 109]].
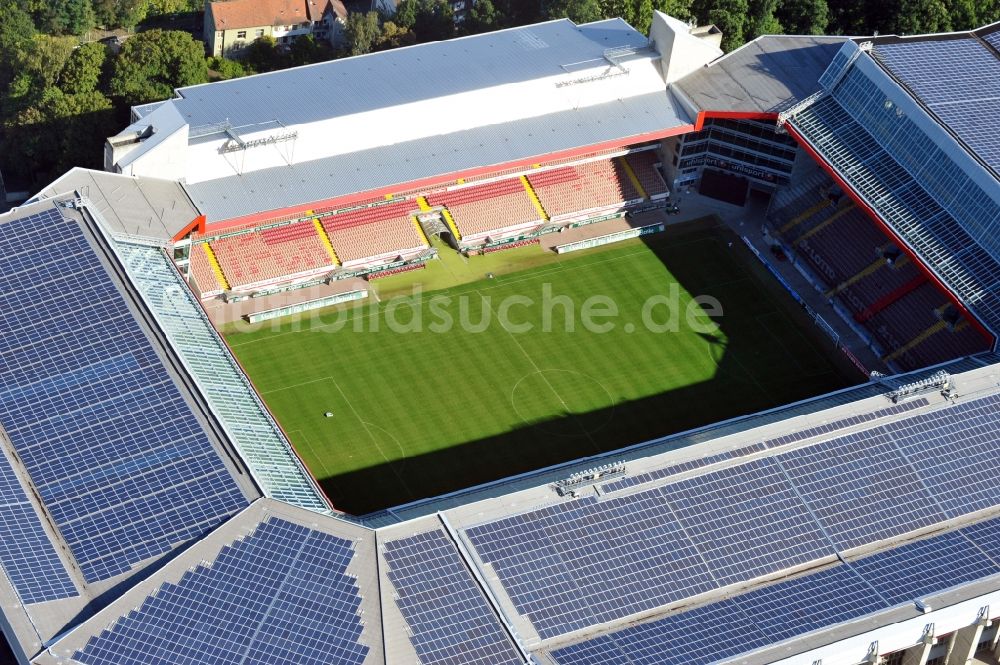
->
[[2, 11, 1000, 665]]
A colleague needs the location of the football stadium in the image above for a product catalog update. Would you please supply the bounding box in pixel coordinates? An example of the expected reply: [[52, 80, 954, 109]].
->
[[2, 10, 1000, 665]]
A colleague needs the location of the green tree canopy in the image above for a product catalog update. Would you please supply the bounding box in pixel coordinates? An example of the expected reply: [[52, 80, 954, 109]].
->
[[544, 0, 604, 22], [344, 11, 381, 56], [288, 34, 320, 66], [413, 0, 454, 41], [392, 0, 420, 28], [776, 0, 829, 34], [243, 35, 285, 72], [59, 41, 107, 93], [109, 29, 207, 105], [0, 1, 37, 89], [207, 55, 249, 80]]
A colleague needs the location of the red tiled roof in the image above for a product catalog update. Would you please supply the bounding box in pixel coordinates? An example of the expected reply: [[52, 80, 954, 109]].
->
[[210, 0, 313, 30]]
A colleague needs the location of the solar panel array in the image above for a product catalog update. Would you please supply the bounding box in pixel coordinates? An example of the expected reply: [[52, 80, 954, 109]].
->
[[465, 393, 1000, 641], [0, 447, 78, 604], [601, 443, 765, 493], [0, 211, 249, 583], [465, 492, 717, 639], [874, 39, 1000, 173], [961, 514, 1000, 555], [550, 562, 888, 665], [603, 399, 930, 495], [849, 529, 999, 605], [762, 397, 929, 448], [382, 529, 524, 665], [778, 431, 945, 551], [72, 517, 370, 665], [660, 458, 832, 585], [551, 521, 1000, 665], [985, 31, 1000, 52], [886, 394, 1000, 517]]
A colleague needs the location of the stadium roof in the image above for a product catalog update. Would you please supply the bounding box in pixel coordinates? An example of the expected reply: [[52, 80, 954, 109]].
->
[[172, 18, 653, 130], [184, 90, 689, 223], [29, 169, 202, 244], [672, 34, 847, 116], [782, 36, 1000, 338], [0, 197, 261, 659], [108, 18, 696, 224], [866, 22, 1000, 182], [10, 272, 1000, 665]]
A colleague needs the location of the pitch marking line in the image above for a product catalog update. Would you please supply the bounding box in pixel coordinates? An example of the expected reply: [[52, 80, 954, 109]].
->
[[479, 290, 603, 455], [327, 377, 418, 501], [286, 429, 335, 479]]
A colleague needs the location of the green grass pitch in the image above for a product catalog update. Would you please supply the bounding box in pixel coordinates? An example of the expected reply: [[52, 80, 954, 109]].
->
[[224, 226, 858, 514]]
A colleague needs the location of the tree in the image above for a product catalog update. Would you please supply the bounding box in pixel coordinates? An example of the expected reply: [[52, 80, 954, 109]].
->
[[693, 0, 748, 50], [653, 0, 693, 21], [0, 1, 36, 89], [465, 0, 500, 33], [378, 21, 416, 49], [599, 0, 635, 23], [392, 0, 419, 28], [544, 0, 603, 22], [414, 0, 454, 41], [14, 35, 77, 92], [746, 0, 781, 39], [894, 0, 950, 33], [3, 86, 115, 185], [207, 55, 249, 80], [39, 0, 97, 36], [776, 0, 829, 34], [632, 0, 653, 33], [344, 11, 381, 56], [110, 29, 208, 105], [243, 35, 284, 72], [289, 34, 320, 66], [59, 41, 107, 93]]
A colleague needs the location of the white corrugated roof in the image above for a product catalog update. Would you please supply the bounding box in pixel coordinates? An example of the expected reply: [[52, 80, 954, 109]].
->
[[171, 18, 651, 130]]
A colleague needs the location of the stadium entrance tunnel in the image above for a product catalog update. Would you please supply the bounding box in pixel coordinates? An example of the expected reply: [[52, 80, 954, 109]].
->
[[311, 223, 860, 514]]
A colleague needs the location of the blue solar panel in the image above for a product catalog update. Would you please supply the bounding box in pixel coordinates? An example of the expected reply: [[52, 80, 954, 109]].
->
[[550, 563, 890, 665], [602, 443, 766, 494], [874, 39, 1000, 173], [884, 394, 1000, 518], [849, 530, 999, 606], [383, 529, 523, 665], [465, 491, 715, 639], [72, 517, 370, 665], [0, 448, 78, 604], [961, 515, 1000, 559], [733, 564, 887, 641], [985, 31, 1000, 52], [0, 209, 248, 583], [550, 597, 767, 665], [660, 458, 832, 585], [776, 428, 944, 551]]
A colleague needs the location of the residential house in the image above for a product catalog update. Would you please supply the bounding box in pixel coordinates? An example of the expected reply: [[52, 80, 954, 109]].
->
[[204, 0, 348, 58]]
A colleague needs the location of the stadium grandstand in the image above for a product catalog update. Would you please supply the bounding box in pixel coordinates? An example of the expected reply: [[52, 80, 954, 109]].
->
[[3, 9, 1000, 665]]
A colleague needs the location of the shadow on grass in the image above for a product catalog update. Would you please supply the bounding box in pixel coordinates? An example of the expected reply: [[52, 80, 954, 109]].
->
[[320, 222, 862, 515]]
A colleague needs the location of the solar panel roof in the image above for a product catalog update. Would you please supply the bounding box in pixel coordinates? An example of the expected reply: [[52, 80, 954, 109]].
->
[[873, 39, 1000, 176], [0, 445, 77, 605], [382, 528, 524, 665], [0, 205, 254, 584], [71, 516, 371, 665]]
